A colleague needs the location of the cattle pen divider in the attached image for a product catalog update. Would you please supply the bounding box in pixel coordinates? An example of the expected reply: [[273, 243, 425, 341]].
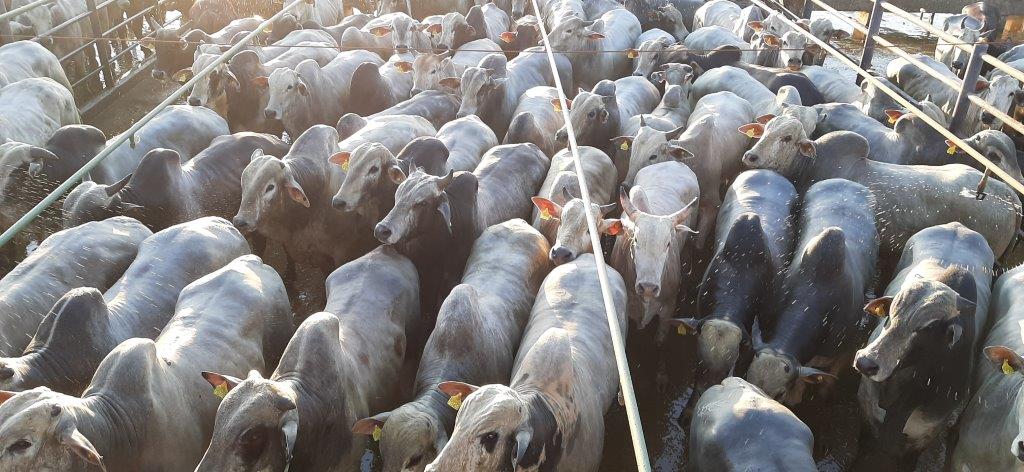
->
[[530, 0, 653, 470], [0, 0, 307, 249]]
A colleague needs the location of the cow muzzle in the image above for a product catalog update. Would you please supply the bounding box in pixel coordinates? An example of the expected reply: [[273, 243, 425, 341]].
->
[[152, 69, 167, 80], [636, 282, 660, 299], [555, 129, 568, 143], [232, 216, 255, 234], [265, 109, 279, 120], [374, 223, 396, 244], [410, 88, 422, 96], [742, 151, 760, 166], [332, 195, 352, 211], [853, 355, 879, 377], [188, 97, 202, 107], [549, 246, 574, 265], [981, 112, 996, 125]]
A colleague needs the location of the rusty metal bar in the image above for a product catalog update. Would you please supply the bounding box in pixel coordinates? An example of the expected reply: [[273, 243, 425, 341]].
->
[[857, 0, 884, 82], [950, 42, 990, 135], [86, 0, 115, 88]]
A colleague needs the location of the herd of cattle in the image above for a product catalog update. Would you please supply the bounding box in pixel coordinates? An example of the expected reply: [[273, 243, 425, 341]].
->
[[3, 0, 1024, 470]]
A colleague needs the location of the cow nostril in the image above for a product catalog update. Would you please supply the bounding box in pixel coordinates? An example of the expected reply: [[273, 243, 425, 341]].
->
[[636, 282, 659, 298], [374, 223, 393, 243], [332, 196, 348, 211], [265, 109, 276, 119], [550, 247, 573, 264], [854, 357, 879, 376], [152, 70, 166, 80], [188, 97, 201, 106]]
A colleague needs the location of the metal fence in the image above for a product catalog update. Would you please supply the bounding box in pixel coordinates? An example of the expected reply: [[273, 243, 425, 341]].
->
[[0, 0, 183, 119]]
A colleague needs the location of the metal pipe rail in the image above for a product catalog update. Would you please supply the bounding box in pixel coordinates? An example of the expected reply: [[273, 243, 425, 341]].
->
[[0, 0, 307, 249], [808, 0, 1024, 137], [531, 0, 652, 471], [751, 0, 1024, 196], [878, 0, 1024, 86], [0, 0, 56, 22]]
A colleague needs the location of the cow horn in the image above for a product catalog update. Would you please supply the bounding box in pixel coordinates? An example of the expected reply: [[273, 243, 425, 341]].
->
[[436, 169, 455, 190], [619, 186, 637, 218], [599, 202, 617, 216], [28, 147, 58, 162], [105, 173, 133, 197], [561, 185, 580, 201]]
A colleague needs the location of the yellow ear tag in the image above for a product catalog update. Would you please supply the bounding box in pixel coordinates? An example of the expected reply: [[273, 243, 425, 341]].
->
[[676, 324, 688, 335], [888, 115, 897, 125], [447, 392, 463, 410], [213, 382, 228, 399], [552, 102, 562, 112], [539, 207, 552, 220], [947, 145, 957, 155], [372, 425, 382, 441], [1003, 359, 1016, 375], [341, 160, 350, 172], [872, 305, 886, 317], [627, 49, 638, 59], [619, 140, 630, 151], [746, 129, 756, 138]]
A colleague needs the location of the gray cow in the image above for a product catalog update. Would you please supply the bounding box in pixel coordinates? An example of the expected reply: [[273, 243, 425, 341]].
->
[[0, 255, 292, 471], [64, 133, 290, 230], [547, 9, 642, 91], [367, 90, 462, 130], [743, 117, 1022, 262], [611, 161, 699, 345], [354, 220, 550, 472], [195, 246, 420, 472], [558, 76, 661, 159], [671, 170, 798, 396], [234, 125, 376, 278], [0, 217, 151, 357], [688, 377, 816, 472], [0, 78, 79, 147], [0, 41, 71, 90], [746, 179, 878, 405], [473, 143, 551, 232], [426, 253, 628, 472], [503, 86, 566, 158], [530, 147, 617, 264], [437, 115, 497, 172], [0, 217, 249, 395], [855, 223, 993, 470], [951, 265, 1024, 471], [337, 114, 438, 154]]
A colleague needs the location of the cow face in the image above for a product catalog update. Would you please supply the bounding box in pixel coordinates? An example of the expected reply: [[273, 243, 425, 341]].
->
[[332, 142, 399, 215], [741, 115, 816, 179], [354, 401, 447, 472], [547, 16, 605, 53], [779, 31, 818, 71], [618, 187, 696, 328], [390, 14, 430, 53], [235, 152, 310, 234], [746, 350, 801, 401], [266, 68, 309, 122], [0, 142, 56, 204], [652, 64, 693, 88], [456, 67, 501, 119], [622, 125, 688, 185], [558, 86, 615, 147], [0, 388, 104, 472], [979, 75, 1021, 131], [427, 385, 560, 472], [536, 196, 618, 265], [695, 319, 746, 389], [188, 62, 234, 116], [376, 169, 455, 245], [194, 372, 297, 472], [510, 0, 527, 19], [631, 39, 670, 81], [436, 12, 466, 50], [147, 28, 194, 81], [411, 52, 457, 95], [961, 130, 1024, 184], [854, 279, 974, 382]]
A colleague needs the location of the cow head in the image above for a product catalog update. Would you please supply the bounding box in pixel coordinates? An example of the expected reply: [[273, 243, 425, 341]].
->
[[234, 149, 312, 234], [779, 31, 818, 71], [265, 67, 310, 122], [455, 66, 503, 120], [630, 38, 672, 81], [620, 124, 688, 185], [188, 62, 235, 116], [557, 81, 617, 147], [436, 12, 471, 51], [959, 130, 1024, 185], [193, 371, 298, 472], [389, 14, 431, 53], [740, 115, 816, 179], [0, 141, 57, 204], [268, 13, 302, 45], [618, 185, 697, 329], [978, 75, 1021, 132], [147, 27, 196, 81], [650, 64, 693, 88], [410, 51, 457, 96], [547, 15, 605, 52], [354, 403, 445, 472], [855, 276, 976, 382], [331, 142, 401, 215], [0, 388, 106, 471], [747, 349, 831, 403], [376, 168, 456, 245], [534, 190, 618, 265]]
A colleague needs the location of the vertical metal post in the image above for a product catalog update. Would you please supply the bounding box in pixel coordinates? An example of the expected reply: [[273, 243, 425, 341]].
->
[[86, 0, 115, 88], [949, 42, 989, 135], [856, 0, 884, 84], [800, 0, 813, 20], [0, 1, 12, 45]]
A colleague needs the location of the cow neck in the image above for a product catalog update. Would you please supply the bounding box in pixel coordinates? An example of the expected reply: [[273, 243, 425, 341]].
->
[[274, 368, 353, 469], [75, 392, 147, 467], [14, 347, 82, 395], [419, 388, 458, 433]]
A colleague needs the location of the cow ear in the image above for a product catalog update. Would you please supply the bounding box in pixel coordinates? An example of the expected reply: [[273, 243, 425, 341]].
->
[[531, 196, 561, 220], [763, 34, 780, 47], [58, 417, 106, 472], [884, 109, 904, 124], [370, 25, 392, 37], [438, 381, 479, 399], [351, 411, 392, 435], [284, 175, 310, 208], [756, 114, 776, 125], [395, 61, 413, 73], [427, 23, 442, 35], [610, 136, 633, 151], [170, 67, 193, 84], [439, 77, 461, 90], [797, 139, 816, 158], [585, 31, 606, 40], [329, 151, 351, 170], [387, 165, 407, 184], [499, 31, 516, 43], [797, 366, 837, 384], [666, 318, 702, 336], [738, 123, 764, 139], [668, 143, 694, 160], [252, 76, 269, 89], [599, 218, 622, 236], [201, 371, 243, 398], [975, 78, 990, 92], [0, 390, 15, 405], [863, 296, 894, 318], [985, 346, 1024, 375], [250, 148, 266, 162], [748, 21, 763, 32], [296, 82, 308, 96]]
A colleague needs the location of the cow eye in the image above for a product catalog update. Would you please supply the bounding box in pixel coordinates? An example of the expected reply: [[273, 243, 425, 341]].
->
[[480, 432, 499, 452], [783, 365, 791, 373], [781, 136, 793, 143], [369, 165, 380, 173], [649, 155, 657, 161], [7, 440, 30, 454], [407, 454, 423, 467], [265, 184, 275, 194], [587, 111, 596, 119], [287, 85, 293, 91]]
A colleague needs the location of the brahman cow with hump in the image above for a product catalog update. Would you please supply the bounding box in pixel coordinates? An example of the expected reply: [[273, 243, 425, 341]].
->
[[426, 254, 628, 472], [353, 220, 550, 472], [546, 9, 641, 91], [195, 246, 419, 472], [0, 217, 250, 395], [0, 255, 293, 471]]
